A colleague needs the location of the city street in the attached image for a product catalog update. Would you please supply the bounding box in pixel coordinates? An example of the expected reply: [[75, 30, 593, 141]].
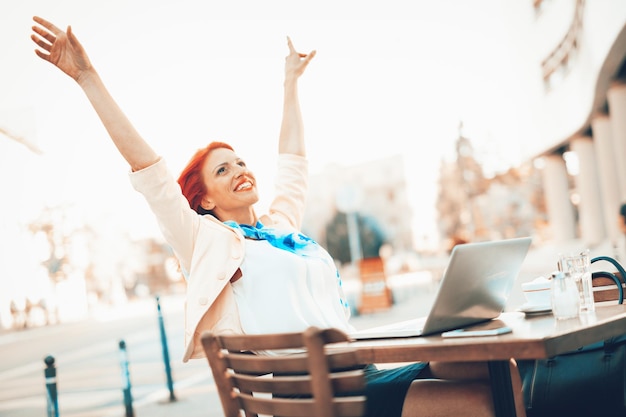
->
[[0, 296, 211, 417]]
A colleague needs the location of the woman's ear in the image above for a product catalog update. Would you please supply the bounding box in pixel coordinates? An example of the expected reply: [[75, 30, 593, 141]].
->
[[201, 195, 215, 211]]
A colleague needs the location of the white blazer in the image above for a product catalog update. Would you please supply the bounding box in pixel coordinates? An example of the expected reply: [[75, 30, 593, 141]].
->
[[129, 154, 308, 361]]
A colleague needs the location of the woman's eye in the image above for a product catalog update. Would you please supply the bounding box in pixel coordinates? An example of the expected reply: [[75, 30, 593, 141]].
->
[[217, 167, 226, 175], [238, 161, 246, 168]]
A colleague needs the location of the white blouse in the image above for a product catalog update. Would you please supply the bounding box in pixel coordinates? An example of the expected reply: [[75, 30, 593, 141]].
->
[[232, 238, 355, 335]]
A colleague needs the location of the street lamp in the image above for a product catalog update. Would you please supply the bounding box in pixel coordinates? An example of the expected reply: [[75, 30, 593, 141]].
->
[[335, 184, 363, 264]]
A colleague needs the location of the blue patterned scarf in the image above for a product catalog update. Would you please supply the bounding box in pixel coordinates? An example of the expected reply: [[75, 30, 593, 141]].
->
[[224, 220, 319, 256]]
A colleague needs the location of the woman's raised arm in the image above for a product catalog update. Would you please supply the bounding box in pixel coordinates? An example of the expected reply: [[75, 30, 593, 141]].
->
[[278, 37, 316, 157], [31, 16, 159, 171]]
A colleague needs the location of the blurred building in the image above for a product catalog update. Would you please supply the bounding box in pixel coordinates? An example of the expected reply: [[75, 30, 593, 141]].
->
[[437, 127, 489, 244], [524, 0, 626, 248], [437, 129, 547, 248], [438, 0, 626, 253]]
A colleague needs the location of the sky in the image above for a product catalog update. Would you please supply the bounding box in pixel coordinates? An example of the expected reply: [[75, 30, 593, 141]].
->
[[0, 0, 542, 250]]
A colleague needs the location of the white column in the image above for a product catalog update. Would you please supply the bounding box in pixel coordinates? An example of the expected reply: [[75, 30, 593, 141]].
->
[[570, 136, 605, 247], [591, 114, 621, 245], [607, 82, 626, 200], [542, 154, 576, 242]]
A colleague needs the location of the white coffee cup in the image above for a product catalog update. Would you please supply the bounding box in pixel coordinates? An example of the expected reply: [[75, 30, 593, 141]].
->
[[521, 276, 551, 306]]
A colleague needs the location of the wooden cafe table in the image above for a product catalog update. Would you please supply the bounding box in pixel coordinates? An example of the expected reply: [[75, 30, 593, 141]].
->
[[345, 304, 626, 417]]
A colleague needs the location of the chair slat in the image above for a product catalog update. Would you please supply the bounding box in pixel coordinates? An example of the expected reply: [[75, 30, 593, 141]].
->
[[227, 352, 309, 374], [233, 373, 313, 395], [218, 332, 306, 351], [238, 393, 317, 417], [237, 392, 367, 417], [225, 347, 359, 375], [332, 397, 368, 417], [326, 350, 363, 370], [593, 285, 625, 303], [232, 368, 366, 396], [592, 271, 625, 304]]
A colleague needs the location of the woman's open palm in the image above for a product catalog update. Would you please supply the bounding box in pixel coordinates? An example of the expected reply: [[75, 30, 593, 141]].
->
[[31, 16, 92, 82]]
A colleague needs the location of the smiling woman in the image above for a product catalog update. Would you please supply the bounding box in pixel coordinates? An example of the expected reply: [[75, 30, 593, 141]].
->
[[29, 11, 328, 344]]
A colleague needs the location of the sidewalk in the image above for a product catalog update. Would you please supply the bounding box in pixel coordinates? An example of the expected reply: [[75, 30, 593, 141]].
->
[[114, 380, 221, 417]]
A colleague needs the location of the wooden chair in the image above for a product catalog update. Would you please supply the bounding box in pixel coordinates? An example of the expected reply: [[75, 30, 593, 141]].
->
[[592, 271, 625, 304], [591, 256, 625, 305], [201, 326, 367, 417]]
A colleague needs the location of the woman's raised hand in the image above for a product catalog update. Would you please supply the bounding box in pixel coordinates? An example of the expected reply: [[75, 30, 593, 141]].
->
[[31, 15, 158, 171], [31, 16, 93, 82], [285, 36, 316, 81]]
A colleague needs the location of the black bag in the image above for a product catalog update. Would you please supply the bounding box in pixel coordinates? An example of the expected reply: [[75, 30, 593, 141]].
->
[[517, 255, 626, 417]]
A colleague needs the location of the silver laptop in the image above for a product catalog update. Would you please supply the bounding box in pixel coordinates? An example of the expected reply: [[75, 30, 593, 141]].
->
[[350, 237, 532, 340]]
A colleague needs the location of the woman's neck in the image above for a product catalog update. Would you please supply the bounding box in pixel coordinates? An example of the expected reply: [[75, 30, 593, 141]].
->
[[217, 207, 257, 226]]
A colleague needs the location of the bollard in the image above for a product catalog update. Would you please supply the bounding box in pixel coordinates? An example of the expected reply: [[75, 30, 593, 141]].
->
[[118, 340, 134, 417], [156, 295, 176, 401], [44, 355, 59, 417]]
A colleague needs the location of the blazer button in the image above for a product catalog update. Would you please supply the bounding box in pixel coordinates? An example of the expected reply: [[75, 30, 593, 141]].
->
[[198, 297, 208, 305]]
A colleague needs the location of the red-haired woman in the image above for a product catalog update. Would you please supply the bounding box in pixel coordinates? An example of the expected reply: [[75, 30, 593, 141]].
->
[[31, 16, 525, 417]]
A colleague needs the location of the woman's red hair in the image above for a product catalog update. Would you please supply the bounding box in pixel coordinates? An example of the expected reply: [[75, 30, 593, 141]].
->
[[177, 141, 234, 215]]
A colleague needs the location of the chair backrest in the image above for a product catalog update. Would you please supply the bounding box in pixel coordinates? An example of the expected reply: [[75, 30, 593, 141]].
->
[[201, 326, 367, 417], [592, 271, 625, 304], [591, 256, 625, 304]]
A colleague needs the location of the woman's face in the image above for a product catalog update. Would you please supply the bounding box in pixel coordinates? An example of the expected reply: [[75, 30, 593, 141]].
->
[[200, 147, 259, 220]]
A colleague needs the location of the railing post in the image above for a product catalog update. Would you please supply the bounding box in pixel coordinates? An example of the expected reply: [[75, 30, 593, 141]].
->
[[156, 295, 176, 401], [118, 340, 134, 417], [44, 355, 59, 417]]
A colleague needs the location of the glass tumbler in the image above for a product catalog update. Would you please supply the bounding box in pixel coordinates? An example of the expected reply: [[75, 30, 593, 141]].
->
[[558, 250, 595, 313]]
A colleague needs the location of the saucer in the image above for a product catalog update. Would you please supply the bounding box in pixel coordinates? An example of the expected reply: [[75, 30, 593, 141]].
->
[[519, 303, 552, 316]]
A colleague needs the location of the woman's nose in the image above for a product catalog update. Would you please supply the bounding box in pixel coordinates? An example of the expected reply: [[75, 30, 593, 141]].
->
[[233, 165, 247, 177]]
